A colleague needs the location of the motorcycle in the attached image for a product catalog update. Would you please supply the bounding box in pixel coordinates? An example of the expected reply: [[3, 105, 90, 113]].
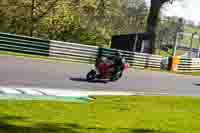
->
[[86, 57, 129, 82]]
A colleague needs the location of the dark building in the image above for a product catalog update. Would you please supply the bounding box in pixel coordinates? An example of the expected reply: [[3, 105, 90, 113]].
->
[[111, 33, 152, 53]]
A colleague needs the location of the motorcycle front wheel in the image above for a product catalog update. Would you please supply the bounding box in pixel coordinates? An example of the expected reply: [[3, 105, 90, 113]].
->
[[109, 71, 122, 81], [86, 70, 97, 81]]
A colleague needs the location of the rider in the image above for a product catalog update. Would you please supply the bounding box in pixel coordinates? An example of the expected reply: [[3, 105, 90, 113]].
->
[[95, 50, 126, 78], [111, 51, 126, 76]]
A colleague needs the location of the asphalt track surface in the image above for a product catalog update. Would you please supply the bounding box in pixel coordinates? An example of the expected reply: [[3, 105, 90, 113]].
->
[[1, 56, 200, 96]]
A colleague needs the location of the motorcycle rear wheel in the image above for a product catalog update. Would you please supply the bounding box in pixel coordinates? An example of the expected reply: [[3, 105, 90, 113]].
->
[[86, 70, 96, 81]]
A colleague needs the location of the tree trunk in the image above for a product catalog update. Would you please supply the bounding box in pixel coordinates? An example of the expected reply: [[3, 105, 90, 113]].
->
[[146, 0, 162, 54], [146, 0, 170, 54]]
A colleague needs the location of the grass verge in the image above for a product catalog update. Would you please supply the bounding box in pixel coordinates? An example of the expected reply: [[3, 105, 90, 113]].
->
[[178, 72, 200, 76], [0, 96, 200, 133], [190, 72, 200, 76]]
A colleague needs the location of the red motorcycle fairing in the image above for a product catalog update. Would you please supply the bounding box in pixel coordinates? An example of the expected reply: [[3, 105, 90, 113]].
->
[[96, 62, 114, 79]]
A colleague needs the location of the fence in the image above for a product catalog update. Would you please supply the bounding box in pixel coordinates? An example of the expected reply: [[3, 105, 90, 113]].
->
[[0, 32, 50, 56], [0, 32, 163, 69], [177, 58, 200, 72], [49, 40, 98, 64]]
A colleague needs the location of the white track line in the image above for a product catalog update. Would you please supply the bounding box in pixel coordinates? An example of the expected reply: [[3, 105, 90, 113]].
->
[[0, 86, 169, 97], [0, 87, 136, 96]]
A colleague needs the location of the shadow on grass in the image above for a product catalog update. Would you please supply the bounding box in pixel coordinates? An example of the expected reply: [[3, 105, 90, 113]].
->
[[0, 115, 29, 121], [0, 123, 80, 133], [87, 127, 172, 133], [0, 114, 174, 133]]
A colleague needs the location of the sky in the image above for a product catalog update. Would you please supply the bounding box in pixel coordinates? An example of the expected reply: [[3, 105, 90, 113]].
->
[[145, 0, 200, 25]]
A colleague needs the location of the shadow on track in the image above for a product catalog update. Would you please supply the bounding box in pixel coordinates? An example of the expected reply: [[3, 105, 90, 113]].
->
[[69, 77, 108, 84], [193, 83, 200, 86]]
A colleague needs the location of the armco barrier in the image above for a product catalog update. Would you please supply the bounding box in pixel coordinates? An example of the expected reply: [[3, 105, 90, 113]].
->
[[49, 40, 98, 64], [0, 32, 162, 69], [177, 58, 200, 72], [49, 41, 162, 69], [0, 32, 50, 56], [178, 58, 200, 72]]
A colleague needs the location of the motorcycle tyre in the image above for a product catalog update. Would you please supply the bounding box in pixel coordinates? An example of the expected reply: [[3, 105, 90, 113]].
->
[[86, 70, 96, 81]]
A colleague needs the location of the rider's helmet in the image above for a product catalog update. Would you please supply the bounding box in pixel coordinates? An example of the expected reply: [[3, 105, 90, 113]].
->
[[115, 50, 122, 57]]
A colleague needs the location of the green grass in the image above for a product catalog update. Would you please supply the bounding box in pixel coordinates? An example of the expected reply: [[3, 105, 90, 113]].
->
[[0, 96, 200, 133], [191, 72, 200, 76], [178, 72, 200, 76]]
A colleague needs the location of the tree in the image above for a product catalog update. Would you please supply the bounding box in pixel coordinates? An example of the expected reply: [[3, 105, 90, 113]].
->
[[118, 0, 148, 33], [146, 0, 173, 54], [0, 0, 148, 47], [158, 17, 184, 53]]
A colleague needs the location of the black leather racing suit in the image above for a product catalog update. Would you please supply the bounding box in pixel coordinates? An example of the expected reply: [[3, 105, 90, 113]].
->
[[112, 55, 125, 76]]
